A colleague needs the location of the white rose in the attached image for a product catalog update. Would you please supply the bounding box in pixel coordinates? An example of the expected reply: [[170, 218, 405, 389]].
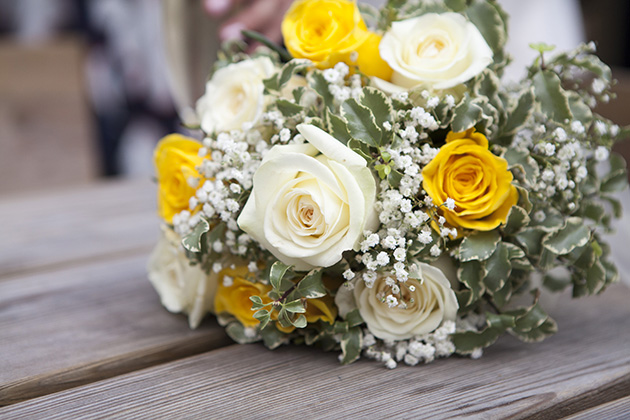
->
[[196, 57, 275, 133], [237, 124, 377, 271], [354, 262, 458, 341], [375, 13, 493, 92], [147, 228, 218, 328]]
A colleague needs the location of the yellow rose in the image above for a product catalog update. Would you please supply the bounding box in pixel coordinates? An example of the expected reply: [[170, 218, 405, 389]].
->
[[281, 0, 391, 78], [422, 129, 519, 231], [275, 294, 338, 333], [214, 266, 272, 328], [214, 266, 337, 331], [154, 134, 204, 224]]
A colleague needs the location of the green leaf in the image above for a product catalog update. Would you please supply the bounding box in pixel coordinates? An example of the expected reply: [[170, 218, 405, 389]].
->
[[388, 169, 403, 188], [483, 243, 511, 293], [309, 71, 334, 111], [571, 244, 595, 270], [345, 309, 364, 328], [586, 259, 606, 294], [276, 99, 303, 117], [466, 1, 507, 55], [502, 89, 534, 135], [502, 206, 530, 235], [582, 201, 606, 223], [452, 312, 515, 354], [516, 186, 533, 213], [542, 217, 591, 255], [515, 227, 546, 255], [277, 307, 292, 328], [249, 295, 266, 310], [568, 91, 593, 124], [226, 322, 260, 344], [530, 207, 564, 232], [260, 324, 286, 349], [503, 242, 526, 261], [529, 42, 556, 53], [458, 261, 485, 305], [602, 195, 623, 218], [347, 138, 372, 162], [333, 321, 349, 334], [360, 87, 393, 142], [253, 309, 271, 330], [451, 94, 484, 132], [610, 152, 628, 173], [292, 314, 307, 328], [269, 261, 292, 291], [284, 299, 306, 313], [340, 327, 363, 364], [492, 280, 512, 308], [601, 169, 629, 193], [459, 230, 501, 262], [242, 30, 292, 62], [510, 303, 547, 332], [504, 148, 539, 186], [444, 0, 466, 12], [341, 98, 382, 147], [533, 70, 573, 122], [181, 218, 210, 253], [297, 268, 326, 298], [511, 318, 557, 342], [277, 59, 310, 87], [601, 259, 620, 287], [326, 110, 352, 145]]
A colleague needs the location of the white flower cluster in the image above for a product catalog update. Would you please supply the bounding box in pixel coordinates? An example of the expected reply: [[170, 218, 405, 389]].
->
[[362, 320, 457, 368]]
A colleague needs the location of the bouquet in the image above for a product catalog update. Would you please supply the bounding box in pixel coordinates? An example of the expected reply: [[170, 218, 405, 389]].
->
[[148, 0, 628, 368]]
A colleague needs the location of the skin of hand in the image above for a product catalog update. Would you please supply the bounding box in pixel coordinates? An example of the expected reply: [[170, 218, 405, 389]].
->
[[203, 0, 294, 45]]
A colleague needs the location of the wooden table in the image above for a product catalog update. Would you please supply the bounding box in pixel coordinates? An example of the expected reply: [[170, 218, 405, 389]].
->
[[1, 179, 629, 419]]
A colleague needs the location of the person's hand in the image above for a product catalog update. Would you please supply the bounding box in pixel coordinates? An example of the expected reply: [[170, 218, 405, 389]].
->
[[203, 0, 294, 44]]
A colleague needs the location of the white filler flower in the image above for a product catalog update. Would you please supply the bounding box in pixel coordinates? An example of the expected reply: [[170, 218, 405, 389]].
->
[[375, 13, 493, 92], [238, 124, 377, 271], [196, 57, 275, 133]]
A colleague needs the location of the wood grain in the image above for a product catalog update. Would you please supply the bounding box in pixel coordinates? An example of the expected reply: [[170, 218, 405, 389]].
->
[[564, 395, 630, 420], [0, 179, 158, 278], [2, 284, 628, 419], [0, 254, 231, 406]]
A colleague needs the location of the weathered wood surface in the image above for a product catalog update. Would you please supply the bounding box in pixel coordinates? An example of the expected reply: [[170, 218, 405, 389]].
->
[[1, 284, 628, 419], [0, 179, 158, 278], [565, 395, 630, 419], [0, 254, 230, 406]]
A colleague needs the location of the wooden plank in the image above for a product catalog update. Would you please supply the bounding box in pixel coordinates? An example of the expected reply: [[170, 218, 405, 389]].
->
[[0, 179, 158, 278], [2, 284, 628, 419], [564, 395, 630, 420], [0, 254, 231, 406]]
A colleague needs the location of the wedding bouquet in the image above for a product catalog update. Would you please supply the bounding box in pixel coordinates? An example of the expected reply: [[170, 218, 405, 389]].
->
[[148, 0, 628, 367]]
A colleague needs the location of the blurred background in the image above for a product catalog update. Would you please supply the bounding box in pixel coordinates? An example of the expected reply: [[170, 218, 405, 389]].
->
[[0, 0, 628, 196]]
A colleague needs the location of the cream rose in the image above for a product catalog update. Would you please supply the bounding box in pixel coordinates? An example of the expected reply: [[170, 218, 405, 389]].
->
[[237, 124, 377, 271], [352, 263, 458, 341], [196, 57, 275, 134], [147, 228, 218, 328], [375, 13, 493, 92]]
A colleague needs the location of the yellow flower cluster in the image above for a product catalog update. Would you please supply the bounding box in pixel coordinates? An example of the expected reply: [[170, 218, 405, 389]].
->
[[422, 129, 518, 231], [281, 0, 392, 79], [214, 266, 337, 332], [153, 134, 204, 224]]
